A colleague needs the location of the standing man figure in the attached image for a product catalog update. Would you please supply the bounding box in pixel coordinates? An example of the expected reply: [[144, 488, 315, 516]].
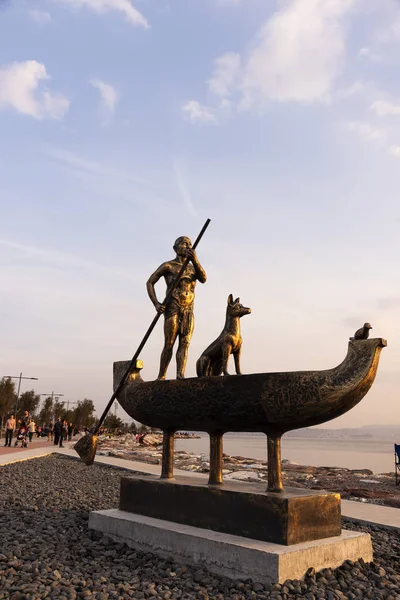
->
[[47, 421, 54, 443], [28, 419, 36, 443], [53, 417, 61, 446], [60, 419, 67, 448], [147, 236, 207, 380], [4, 414, 16, 447], [21, 411, 30, 428]]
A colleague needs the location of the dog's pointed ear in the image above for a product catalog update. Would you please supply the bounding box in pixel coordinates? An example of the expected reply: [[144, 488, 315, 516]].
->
[[228, 294, 233, 305], [235, 297, 240, 304]]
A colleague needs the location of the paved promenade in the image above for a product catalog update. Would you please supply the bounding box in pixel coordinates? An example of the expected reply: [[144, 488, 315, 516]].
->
[[0, 438, 56, 456], [0, 441, 399, 532]]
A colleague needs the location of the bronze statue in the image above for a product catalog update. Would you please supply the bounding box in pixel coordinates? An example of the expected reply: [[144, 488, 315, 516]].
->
[[196, 295, 251, 377], [350, 322, 372, 341], [146, 236, 207, 380]]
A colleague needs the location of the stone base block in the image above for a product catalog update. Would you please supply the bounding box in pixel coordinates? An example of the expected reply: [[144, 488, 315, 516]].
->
[[120, 475, 341, 545], [89, 509, 373, 585]]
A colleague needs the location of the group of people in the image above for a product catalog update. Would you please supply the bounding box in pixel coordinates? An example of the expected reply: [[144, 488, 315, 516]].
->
[[48, 418, 75, 447], [4, 411, 37, 447], [3, 411, 76, 448]]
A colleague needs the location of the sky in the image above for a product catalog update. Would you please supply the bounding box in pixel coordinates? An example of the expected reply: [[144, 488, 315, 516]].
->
[[1, 0, 400, 430]]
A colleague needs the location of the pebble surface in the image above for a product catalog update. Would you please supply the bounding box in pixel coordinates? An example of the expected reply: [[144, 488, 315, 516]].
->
[[0, 455, 399, 600]]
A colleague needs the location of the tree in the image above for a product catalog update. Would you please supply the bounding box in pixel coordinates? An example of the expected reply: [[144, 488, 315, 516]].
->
[[18, 390, 40, 418], [63, 409, 74, 425], [53, 398, 65, 421], [0, 377, 16, 429], [73, 399, 96, 429], [104, 414, 125, 430], [38, 397, 54, 426]]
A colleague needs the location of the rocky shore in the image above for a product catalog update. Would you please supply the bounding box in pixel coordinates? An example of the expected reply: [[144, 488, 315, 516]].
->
[[0, 455, 399, 600], [96, 435, 400, 508]]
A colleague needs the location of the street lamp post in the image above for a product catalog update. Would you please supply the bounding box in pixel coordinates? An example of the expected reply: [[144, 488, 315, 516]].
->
[[4, 373, 39, 422], [66, 400, 78, 413]]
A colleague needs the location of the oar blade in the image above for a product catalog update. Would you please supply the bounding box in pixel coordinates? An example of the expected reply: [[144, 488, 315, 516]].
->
[[74, 433, 98, 466]]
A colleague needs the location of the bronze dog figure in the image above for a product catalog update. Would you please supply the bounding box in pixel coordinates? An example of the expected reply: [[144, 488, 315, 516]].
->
[[196, 294, 251, 377]]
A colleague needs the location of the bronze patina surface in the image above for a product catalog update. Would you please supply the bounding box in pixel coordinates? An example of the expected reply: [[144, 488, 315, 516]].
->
[[196, 295, 251, 377], [146, 236, 207, 380], [119, 475, 341, 546], [350, 322, 373, 341], [115, 337, 386, 492], [74, 431, 98, 466]]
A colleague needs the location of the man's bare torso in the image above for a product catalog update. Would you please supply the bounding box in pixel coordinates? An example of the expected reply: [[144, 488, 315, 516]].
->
[[163, 260, 197, 316]]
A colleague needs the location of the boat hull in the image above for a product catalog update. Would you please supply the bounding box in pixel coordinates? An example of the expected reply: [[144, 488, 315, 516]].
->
[[115, 338, 386, 435]]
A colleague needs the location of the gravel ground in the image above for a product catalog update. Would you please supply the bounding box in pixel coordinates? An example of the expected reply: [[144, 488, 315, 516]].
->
[[0, 455, 399, 600]]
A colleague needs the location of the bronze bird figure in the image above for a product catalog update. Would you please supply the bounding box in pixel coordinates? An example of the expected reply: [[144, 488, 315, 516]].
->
[[350, 322, 372, 341]]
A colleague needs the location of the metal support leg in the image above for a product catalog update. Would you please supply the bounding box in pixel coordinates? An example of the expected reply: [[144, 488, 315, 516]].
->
[[267, 433, 284, 493], [208, 432, 223, 485], [161, 429, 175, 479]]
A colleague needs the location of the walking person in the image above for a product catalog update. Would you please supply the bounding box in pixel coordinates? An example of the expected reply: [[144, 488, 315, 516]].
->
[[59, 419, 67, 448], [4, 414, 16, 447], [28, 419, 36, 443], [53, 417, 61, 446], [67, 422, 73, 441], [48, 421, 54, 443], [21, 411, 31, 428]]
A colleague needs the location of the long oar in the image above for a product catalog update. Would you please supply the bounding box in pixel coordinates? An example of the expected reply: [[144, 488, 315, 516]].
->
[[75, 218, 211, 465]]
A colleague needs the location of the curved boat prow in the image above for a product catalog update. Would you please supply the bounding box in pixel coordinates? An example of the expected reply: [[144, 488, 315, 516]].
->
[[323, 337, 387, 420]]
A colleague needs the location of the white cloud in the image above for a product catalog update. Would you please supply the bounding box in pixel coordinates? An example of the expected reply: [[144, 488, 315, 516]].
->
[[348, 121, 400, 161], [388, 145, 400, 157], [52, 0, 149, 28], [182, 100, 217, 124], [185, 0, 359, 118], [241, 0, 358, 105], [358, 47, 381, 63], [348, 121, 387, 144], [371, 100, 400, 117], [335, 80, 365, 99], [29, 9, 52, 24], [90, 79, 119, 121], [358, 47, 370, 57], [208, 52, 241, 97], [0, 60, 69, 119]]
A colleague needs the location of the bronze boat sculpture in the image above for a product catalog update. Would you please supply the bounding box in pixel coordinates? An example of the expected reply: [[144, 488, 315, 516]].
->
[[115, 337, 386, 492]]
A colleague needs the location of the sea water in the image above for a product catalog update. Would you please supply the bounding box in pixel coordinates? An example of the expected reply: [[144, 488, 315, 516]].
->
[[175, 433, 396, 474]]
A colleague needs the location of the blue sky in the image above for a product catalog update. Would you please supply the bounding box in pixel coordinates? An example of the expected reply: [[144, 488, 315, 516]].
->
[[1, 0, 400, 428]]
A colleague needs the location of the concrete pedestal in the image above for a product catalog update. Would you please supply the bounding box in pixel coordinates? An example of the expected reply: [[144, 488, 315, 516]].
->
[[89, 509, 373, 585], [120, 475, 341, 545]]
